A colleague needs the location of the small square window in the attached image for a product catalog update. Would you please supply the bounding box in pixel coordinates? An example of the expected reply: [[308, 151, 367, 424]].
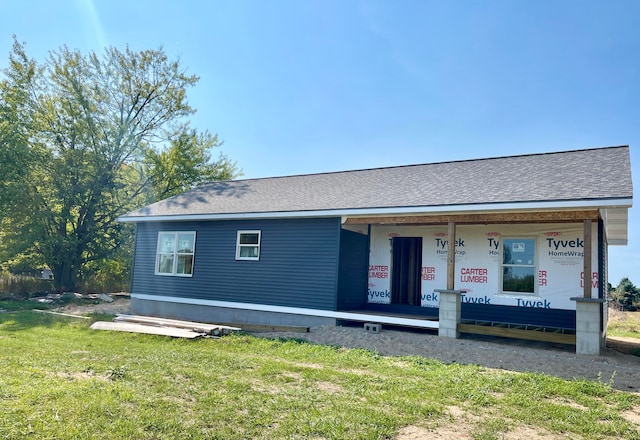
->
[[236, 230, 261, 261]]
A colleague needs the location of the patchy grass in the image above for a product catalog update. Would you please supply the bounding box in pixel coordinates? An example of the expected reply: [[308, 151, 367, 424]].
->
[[0, 311, 639, 439], [609, 308, 640, 339], [0, 299, 51, 312], [0, 292, 105, 314]]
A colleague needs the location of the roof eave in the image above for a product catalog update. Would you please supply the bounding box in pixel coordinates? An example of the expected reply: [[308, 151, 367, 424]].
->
[[118, 197, 632, 223]]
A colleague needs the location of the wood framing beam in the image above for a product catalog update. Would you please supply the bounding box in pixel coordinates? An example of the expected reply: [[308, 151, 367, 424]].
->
[[343, 210, 600, 226], [583, 219, 592, 299], [447, 221, 455, 290]]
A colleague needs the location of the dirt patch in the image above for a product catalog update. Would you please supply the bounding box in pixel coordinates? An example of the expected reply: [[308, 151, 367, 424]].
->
[[55, 300, 640, 392], [502, 425, 571, 439], [396, 406, 572, 439], [621, 406, 640, 426], [56, 296, 131, 316], [547, 397, 587, 411], [257, 325, 640, 393], [292, 362, 325, 370], [396, 424, 468, 439], [52, 370, 107, 382], [607, 336, 640, 355], [317, 381, 342, 393], [281, 371, 303, 381]]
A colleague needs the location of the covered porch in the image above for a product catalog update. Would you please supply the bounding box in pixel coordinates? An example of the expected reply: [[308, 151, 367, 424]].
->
[[339, 209, 607, 353]]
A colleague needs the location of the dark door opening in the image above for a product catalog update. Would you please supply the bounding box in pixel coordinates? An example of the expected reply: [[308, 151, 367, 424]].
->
[[391, 237, 422, 306]]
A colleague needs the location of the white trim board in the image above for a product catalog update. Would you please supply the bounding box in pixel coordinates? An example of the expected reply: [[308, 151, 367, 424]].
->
[[131, 294, 440, 329]]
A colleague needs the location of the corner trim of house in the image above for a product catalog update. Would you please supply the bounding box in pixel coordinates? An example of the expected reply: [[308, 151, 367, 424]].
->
[[131, 293, 439, 329]]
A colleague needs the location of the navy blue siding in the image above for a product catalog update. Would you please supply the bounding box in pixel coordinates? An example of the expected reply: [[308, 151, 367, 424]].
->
[[599, 219, 605, 300], [131, 217, 342, 310], [599, 218, 606, 331], [336, 229, 369, 310], [364, 303, 575, 329]]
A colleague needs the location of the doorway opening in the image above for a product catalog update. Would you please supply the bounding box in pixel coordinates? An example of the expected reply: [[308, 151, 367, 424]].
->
[[391, 237, 422, 306]]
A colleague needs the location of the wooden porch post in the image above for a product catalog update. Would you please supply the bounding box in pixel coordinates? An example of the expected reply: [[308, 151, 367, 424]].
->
[[583, 219, 592, 298], [447, 221, 456, 290], [571, 218, 603, 354], [437, 220, 462, 338]]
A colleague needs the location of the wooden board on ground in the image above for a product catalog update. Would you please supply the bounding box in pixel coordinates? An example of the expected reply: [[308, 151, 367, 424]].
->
[[114, 314, 241, 335], [90, 321, 203, 338], [34, 309, 91, 320], [226, 322, 310, 333], [458, 323, 576, 345]]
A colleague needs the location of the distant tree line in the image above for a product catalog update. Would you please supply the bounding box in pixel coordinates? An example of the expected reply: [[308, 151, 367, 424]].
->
[[609, 277, 640, 311]]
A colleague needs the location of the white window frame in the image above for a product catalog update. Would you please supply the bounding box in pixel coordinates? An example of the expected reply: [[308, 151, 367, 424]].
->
[[501, 236, 537, 295], [236, 230, 261, 261], [155, 231, 196, 277]]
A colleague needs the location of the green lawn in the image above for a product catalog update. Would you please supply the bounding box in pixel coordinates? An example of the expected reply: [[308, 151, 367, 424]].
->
[[1, 311, 639, 439], [609, 309, 640, 339]]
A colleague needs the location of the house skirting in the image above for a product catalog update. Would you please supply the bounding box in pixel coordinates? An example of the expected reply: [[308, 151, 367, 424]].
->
[[131, 294, 440, 329]]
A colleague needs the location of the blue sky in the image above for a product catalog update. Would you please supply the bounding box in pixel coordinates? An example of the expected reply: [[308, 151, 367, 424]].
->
[[1, 0, 638, 284]]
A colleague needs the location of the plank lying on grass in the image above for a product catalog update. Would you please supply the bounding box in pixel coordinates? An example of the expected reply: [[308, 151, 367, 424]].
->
[[90, 321, 203, 338], [34, 309, 91, 320], [115, 314, 241, 335]]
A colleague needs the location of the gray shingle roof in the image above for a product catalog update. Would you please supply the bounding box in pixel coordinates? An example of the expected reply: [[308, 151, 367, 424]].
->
[[121, 146, 632, 220]]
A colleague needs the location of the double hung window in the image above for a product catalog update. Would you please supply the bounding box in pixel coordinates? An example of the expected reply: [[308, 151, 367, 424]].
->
[[156, 231, 196, 276], [502, 238, 536, 294], [236, 230, 261, 260]]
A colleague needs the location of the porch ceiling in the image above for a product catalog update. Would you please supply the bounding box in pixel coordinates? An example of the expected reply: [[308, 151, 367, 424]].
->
[[344, 207, 630, 245], [342, 209, 601, 226]]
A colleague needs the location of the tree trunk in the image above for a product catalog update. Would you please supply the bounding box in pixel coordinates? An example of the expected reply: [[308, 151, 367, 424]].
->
[[51, 260, 79, 293]]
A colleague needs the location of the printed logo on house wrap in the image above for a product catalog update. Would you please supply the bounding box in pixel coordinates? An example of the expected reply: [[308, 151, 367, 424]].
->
[[434, 238, 466, 255], [369, 265, 388, 279], [545, 231, 584, 266], [460, 267, 488, 283], [365, 224, 593, 311], [486, 232, 501, 261], [580, 272, 599, 288], [538, 270, 548, 286], [421, 266, 435, 281], [367, 289, 390, 302]]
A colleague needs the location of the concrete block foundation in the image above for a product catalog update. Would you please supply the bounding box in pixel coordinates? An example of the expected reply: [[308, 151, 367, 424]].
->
[[571, 297, 605, 355], [436, 289, 463, 338]]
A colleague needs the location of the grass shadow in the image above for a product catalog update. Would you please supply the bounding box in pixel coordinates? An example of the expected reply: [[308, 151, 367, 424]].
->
[[0, 310, 91, 332]]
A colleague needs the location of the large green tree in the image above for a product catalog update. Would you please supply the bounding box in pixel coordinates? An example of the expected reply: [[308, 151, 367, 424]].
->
[[610, 277, 640, 311], [0, 38, 238, 291]]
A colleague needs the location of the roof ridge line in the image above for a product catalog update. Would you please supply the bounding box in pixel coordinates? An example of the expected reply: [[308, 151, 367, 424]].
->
[[207, 145, 629, 185]]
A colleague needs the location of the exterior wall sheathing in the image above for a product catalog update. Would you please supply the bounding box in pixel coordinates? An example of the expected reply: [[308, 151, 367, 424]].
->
[[367, 222, 600, 330]]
